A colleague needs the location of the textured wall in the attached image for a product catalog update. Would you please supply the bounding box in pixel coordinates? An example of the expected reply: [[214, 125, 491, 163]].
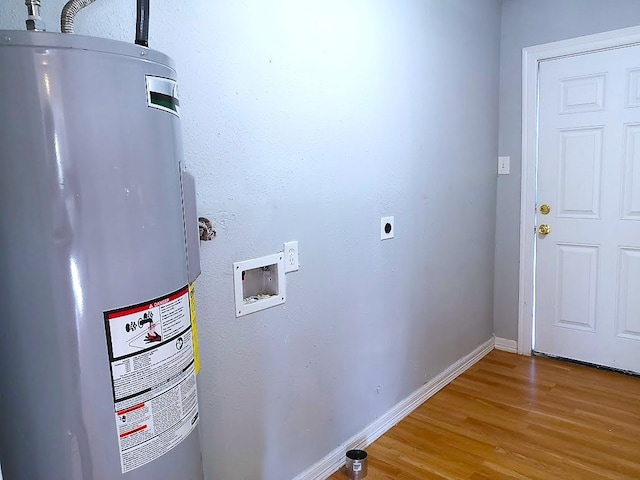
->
[[0, 1, 500, 478], [494, 0, 640, 341]]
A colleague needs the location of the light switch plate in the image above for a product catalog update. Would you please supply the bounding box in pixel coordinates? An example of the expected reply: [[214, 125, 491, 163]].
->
[[498, 156, 510, 175]]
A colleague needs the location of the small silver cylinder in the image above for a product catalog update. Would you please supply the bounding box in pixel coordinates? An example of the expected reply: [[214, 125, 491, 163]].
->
[[345, 449, 368, 480], [25, 0, 45, 31]]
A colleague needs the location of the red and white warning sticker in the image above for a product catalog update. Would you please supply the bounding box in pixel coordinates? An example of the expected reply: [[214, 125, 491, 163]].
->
[[104, 286, 199, 473]]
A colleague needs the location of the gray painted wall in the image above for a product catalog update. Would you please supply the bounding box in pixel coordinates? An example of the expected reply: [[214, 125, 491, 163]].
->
[[495, 0, 640, 341], [1, 1, 500, 478]]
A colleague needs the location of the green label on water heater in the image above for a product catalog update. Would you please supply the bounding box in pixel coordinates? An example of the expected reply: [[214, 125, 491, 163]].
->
[[145, 75, 180, 117], [150, 91, 179, 112]]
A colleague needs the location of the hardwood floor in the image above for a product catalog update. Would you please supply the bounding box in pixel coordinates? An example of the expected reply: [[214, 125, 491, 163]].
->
[[327, 350, 640, 480]]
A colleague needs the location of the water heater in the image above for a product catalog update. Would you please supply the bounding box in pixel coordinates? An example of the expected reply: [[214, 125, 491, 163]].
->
[[0, 30, 204, 480]]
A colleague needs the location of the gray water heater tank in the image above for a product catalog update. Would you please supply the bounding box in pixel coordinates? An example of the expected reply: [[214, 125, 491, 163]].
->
[[0, 31, 204, 480]]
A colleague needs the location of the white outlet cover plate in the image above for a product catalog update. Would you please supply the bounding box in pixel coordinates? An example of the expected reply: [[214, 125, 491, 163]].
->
[[381, 216, 394, 240], [283, 241, 299, 272]]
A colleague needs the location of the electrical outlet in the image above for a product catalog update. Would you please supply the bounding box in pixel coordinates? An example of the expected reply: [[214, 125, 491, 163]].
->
[[283, 241, 299, 272]]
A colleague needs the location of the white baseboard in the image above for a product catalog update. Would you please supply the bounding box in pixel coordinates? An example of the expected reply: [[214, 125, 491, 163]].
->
[[292, 337, 495, 480], [494, 336, 518, 353]]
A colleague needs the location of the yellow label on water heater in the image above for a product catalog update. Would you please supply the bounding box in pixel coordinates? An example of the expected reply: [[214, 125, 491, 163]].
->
[[189, 283, 201, 375]]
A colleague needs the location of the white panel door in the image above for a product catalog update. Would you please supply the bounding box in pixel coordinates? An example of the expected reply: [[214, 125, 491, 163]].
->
[[536, 44, 640, 373]]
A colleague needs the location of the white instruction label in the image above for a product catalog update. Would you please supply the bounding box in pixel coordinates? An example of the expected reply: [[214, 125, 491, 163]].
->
[[104, 286, 199, 473]]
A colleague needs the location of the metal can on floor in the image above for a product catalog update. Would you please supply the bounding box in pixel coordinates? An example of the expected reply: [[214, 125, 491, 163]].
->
[[345, 449, 368, 479]]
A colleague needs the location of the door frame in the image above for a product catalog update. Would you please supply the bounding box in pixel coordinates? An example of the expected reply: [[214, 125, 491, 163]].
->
[[518, 26, 640, 355]]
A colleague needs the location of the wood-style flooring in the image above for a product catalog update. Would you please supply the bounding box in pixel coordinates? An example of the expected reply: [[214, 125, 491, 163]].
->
[[328, 350, 640, 480]]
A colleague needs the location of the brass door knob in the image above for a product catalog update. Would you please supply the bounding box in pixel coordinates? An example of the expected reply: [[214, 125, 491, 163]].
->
[[538, 224, 551, 236]]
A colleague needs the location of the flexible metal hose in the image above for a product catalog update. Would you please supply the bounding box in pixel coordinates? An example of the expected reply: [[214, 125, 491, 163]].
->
[[60, 0, 97, 34]]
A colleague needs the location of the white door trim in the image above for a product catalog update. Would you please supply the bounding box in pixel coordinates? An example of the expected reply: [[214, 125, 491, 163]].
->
[[518, 25, 640, 356]]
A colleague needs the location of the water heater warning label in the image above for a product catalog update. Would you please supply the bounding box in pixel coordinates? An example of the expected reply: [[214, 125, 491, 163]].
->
[[104, 285, 199, 474]]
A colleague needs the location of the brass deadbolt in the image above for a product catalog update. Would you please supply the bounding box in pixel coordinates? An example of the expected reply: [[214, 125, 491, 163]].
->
[[540, 204, 551, 215]]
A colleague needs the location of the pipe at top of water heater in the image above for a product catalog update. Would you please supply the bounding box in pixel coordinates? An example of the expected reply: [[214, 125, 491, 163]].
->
[[25, 0, 46, 31], [60, 0, 97, 34], [135, 0, 150, 47]]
